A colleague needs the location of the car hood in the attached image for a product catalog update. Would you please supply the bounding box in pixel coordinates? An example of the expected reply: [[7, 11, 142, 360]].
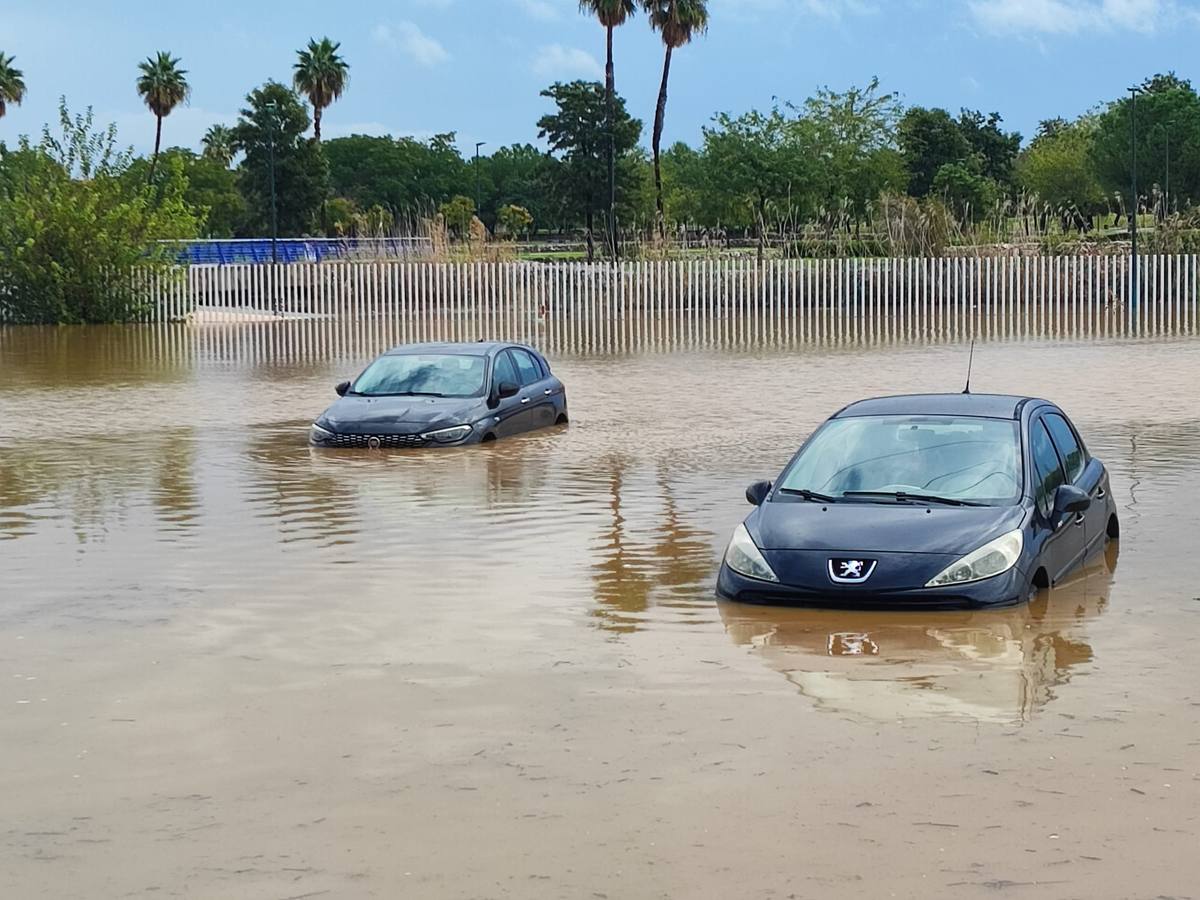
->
[[318, 395, 483, 435], [749, 500, 1026, 557]]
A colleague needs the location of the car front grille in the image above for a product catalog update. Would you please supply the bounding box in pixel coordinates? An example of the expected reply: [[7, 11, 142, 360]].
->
[[327, 432, 429, 449]]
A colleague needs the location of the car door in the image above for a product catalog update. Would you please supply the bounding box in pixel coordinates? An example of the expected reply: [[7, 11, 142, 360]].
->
[[1043, 412, 1106, 555], [489, 350, 533, 438], [1030, 417, 1084, 583], [509, 348, 556, 431]]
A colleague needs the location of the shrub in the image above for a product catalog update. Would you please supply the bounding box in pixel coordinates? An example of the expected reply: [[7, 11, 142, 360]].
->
[[0, 101, 199, 324]]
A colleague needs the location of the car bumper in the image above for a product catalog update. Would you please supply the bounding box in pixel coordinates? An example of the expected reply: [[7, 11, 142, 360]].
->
[[308, 426, 482, 448], [716, 563, 1028, 609]]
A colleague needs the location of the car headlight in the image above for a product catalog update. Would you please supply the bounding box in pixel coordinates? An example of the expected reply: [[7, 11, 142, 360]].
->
[[927, 529, 1024, 587], [309, 422, 334, 444], [724, 523, 779, 583], [424, 424, 473, 444]]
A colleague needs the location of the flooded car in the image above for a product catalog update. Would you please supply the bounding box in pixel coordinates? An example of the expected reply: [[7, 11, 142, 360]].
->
[[717, 393, 1119, 608], [309, 341, 568, 448]]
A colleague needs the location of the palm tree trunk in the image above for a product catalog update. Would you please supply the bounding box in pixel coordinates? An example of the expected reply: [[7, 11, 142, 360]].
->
[[148, 115, 164, 182], [652, 46, 673, 244], [606, 24, 617, 261], [314, 106, 323, 143]]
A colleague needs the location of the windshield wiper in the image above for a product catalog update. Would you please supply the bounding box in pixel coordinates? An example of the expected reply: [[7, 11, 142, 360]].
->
[[842, 491, 986, 508], [369, 391, 446, 398], [778, 488, 840, 503]]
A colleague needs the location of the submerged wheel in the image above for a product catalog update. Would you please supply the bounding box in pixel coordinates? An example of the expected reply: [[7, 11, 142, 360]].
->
[[1107, 514, 1120, 540], [555, 413, 569, 426]]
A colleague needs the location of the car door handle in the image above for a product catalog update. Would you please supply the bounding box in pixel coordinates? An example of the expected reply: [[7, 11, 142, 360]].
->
[[1095, 487, 1107, 500], [521, 398, 531, 404], [544, 389, 553, 396], [1074, 513, 1086, 527]]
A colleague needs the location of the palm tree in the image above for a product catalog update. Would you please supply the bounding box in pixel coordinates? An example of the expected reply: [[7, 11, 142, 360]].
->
[[579, 0, 636, 258], [644, 0, 708, 240], [202, 124, 236, 166], [0, 52, 26, 121], [137, 52, 190, 181], [293, 37, 349, 142]]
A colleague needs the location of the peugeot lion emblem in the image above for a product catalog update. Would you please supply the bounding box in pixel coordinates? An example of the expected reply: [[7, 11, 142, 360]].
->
[[828, 558, 878, 584], [367, 436, 382, 450]]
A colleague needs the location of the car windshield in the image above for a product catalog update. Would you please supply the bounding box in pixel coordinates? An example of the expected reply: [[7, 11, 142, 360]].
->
[[778, 415, 1022, 505], [353, 354, 487, 398]]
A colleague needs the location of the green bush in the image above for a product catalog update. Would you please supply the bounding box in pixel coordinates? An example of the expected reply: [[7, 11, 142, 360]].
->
[[0, 101, 199, 324]]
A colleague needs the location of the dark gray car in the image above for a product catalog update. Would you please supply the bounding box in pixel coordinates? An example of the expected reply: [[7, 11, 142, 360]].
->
[[309, 342, 569, 448]]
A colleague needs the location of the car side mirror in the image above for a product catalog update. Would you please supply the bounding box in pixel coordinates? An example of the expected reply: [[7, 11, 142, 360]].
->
[[746, 480, 773, 506], [1053, 484, 1091, 516], [497, 382, 520, 400], [335, 381, 351, 397]]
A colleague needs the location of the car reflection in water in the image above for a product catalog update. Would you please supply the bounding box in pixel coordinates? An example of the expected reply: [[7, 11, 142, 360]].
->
[[720, 542, 1118, 724]]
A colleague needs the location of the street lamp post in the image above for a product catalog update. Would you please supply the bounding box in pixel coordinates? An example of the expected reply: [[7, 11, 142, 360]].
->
[[475, 141, 486, 220], [1128, 86, 1141, 312]]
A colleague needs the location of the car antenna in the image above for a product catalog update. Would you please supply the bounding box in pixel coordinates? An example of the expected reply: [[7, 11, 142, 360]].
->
[[962, 340, 976, 395]]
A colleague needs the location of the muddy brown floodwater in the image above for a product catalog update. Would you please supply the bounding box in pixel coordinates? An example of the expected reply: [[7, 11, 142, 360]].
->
[[1, 325, 1199, 899]]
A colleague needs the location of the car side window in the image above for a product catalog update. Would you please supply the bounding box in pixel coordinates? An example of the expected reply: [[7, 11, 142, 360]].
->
[[1044, 414, 1085, 483], [511, 349, 542, 387], [1030, 420, 1066, 518], [492, 351, 518, 389]]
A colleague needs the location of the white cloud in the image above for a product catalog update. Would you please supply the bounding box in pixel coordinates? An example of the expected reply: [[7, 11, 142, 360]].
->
[[709, 0, 875, 17], [967, 0, 1176, 34], [516, 0, 562, 21], [531, 44, 603, 78], [372, 21, 451, 66]]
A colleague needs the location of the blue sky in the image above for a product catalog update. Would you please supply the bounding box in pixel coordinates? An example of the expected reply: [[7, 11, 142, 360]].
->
[[2, 0, 1199, 156]]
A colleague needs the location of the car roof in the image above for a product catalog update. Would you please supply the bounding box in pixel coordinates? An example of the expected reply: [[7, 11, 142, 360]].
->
[[833, 393, 1043, 421], [383, 341, 539, 357]]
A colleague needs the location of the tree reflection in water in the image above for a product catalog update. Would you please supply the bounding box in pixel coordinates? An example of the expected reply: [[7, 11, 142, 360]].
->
[[591, 457, 717, 634], [720, 541, 1118, 723]]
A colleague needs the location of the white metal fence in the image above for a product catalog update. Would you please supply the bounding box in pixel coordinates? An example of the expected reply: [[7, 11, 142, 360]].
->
[[142, 255, 1199, 351]]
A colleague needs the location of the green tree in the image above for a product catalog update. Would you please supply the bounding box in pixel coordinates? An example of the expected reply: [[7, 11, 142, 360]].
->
[[1091, 73, 1200, 217], [957, 109, 1021, 188], [232, 81, 329, 237], [126, 148, 248, 237], [0, 52, 26, 121], [578, 0, 637, 255], [481, 143, 554, 228], [0, 102, 199, 323], [497, 203, 534, 238], [931, 160, 998, 222], [136, 52, 190, 182], [1017, 118, 1106, 231], [537, 80, 642, 260], [293, 37, 349, 142], [439, 195, 476, 236], [794, 78, 907, 224], [702, 108, 809, 257], [644, 0, 709, 239], [898, 106, 971, 198], [201, 124, 236, 166], [324, 132, 470, 215]]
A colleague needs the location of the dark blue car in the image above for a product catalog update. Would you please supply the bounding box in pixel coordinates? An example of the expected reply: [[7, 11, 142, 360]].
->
[[717, 394, 1119, 608], [309, 342, 568, 448]]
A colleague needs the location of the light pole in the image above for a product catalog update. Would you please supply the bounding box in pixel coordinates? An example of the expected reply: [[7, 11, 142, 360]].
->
[[474, 141, 486, 220], [1127, 86, 1141, 312], [1165, 126, 1171, 216]]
